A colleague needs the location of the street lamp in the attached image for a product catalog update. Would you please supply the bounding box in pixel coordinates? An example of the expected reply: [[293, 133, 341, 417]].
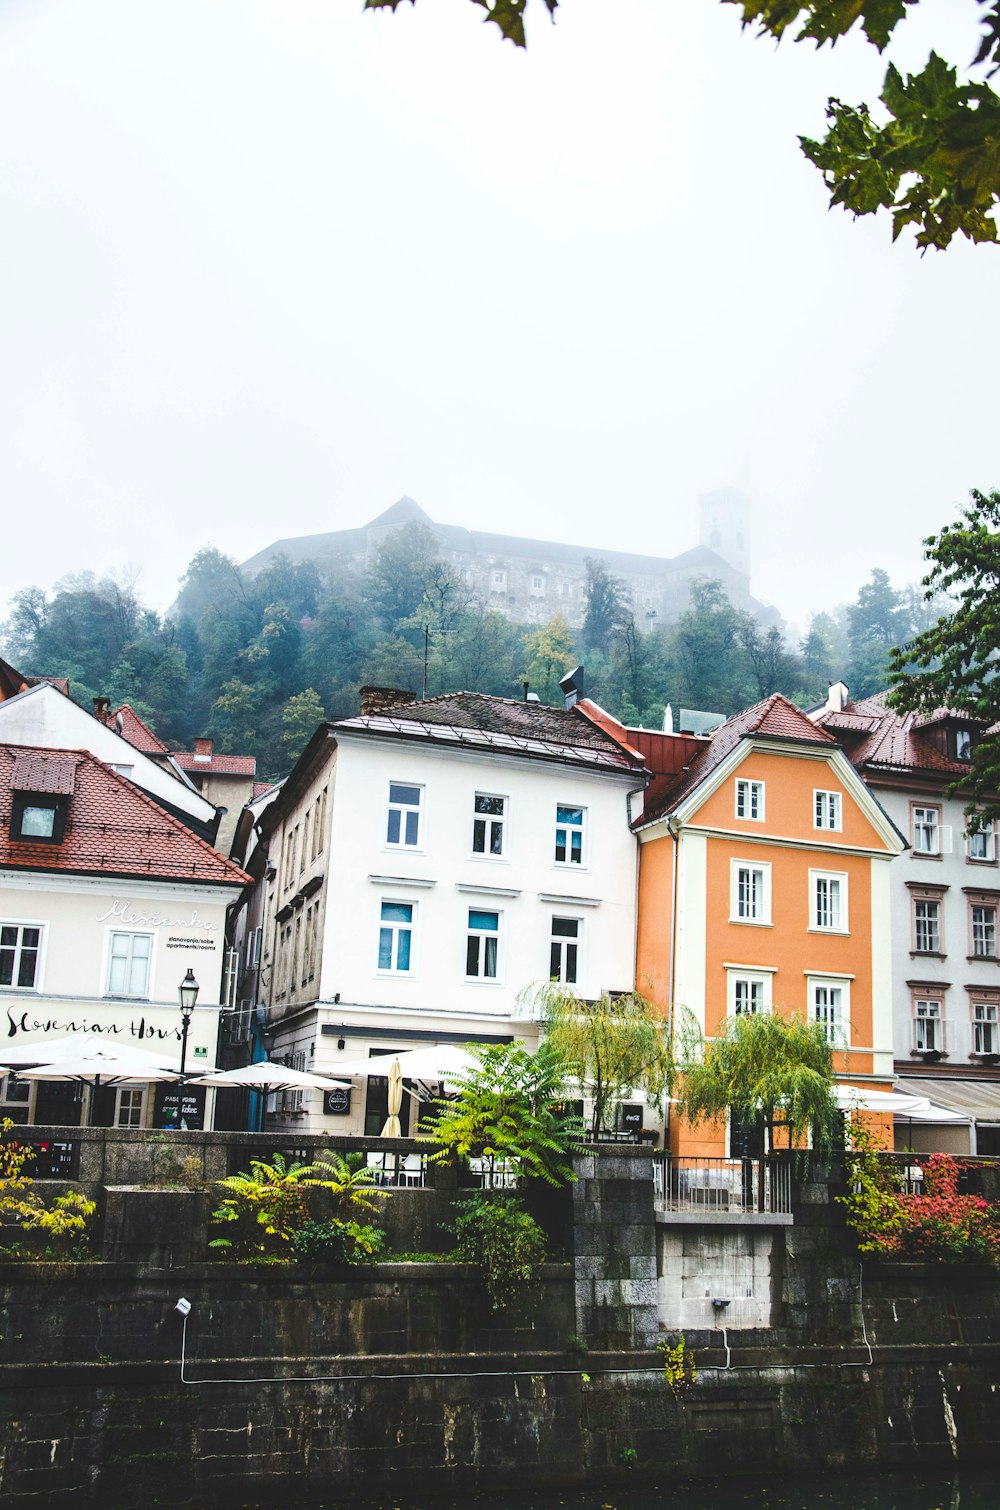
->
[[178, 968, 200, 1082]]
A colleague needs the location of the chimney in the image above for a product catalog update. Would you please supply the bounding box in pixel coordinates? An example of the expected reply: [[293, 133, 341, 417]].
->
[[559, 665, 585, 709], [359, 686, 416, 717], [194, 737, 214, 763], [826, 681, 850, 714], [93, 696, 111, 725]]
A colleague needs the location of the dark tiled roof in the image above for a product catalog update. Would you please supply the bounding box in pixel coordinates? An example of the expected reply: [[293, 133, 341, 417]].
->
[[639, 694, 836, 825], [11, 751, 79, 795], [111, 703, 169, 755], [0, 744, 251, 886], [334, 692, 641, 772], [174, 752, 257, 777]]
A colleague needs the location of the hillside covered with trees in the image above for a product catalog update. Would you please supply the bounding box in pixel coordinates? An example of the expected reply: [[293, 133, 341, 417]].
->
[[0, 522, 941, 780]]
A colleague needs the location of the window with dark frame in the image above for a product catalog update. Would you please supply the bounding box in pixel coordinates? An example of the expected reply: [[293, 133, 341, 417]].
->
[[550, 916, 580, 984], [472, 793, 506, 857], [0, 925, 41, 989]]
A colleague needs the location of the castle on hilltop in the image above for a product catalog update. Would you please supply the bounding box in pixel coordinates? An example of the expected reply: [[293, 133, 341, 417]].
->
[[242, 488, 771, 632]]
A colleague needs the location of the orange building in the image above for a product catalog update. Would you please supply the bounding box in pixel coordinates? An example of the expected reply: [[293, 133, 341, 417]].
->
[[587, 695, 907, 1156]]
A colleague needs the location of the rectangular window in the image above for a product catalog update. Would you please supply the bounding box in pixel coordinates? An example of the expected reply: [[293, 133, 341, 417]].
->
[[0, 925, 41, 989], [731, 862, 770, 924], [967, 824, 996, 862], [814, 790, 842, 831], [812, 872, 846, 931], [811, 979, 848, 1045], [550, 917, 580, 985], [10, 795, 66, 844], [914, 997, 942, 1052], [116, 1088, 145, 1129], [473, 793, 506, 857], [973, 1000, 998, 1055], [734, 977, 765, 1014], [971, 903, 997, 958], [913, 805, 942, 855], [555, 805, 585, 866], [956, 729, 973, 762], [913, 899, 941, 953], [735, 779, 764, 821], [386, 783, 422, 848], [466, 909, 499, 979], [378, 902, 413, 973], [106, 932, 152, 998]]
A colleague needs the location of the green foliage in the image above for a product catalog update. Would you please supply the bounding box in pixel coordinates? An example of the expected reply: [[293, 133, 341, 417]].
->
[[521, 614, 575, 703], [889, 488, 1000, 826], [582, 558, 630, 656], [837, 1118, 907, 1256], [534, 985, 674, 1140], [288, 1218, 386, 1264], [657, 1333, 698, 1397], [364, 0, 558, 50], [209, 1150, 386, 1259], [282, 688, 326, 762], [449, 1191, 547, 1309], [0, 1122, 95, 1260], [680, 1009, 837, 1150], [423, 1041, 584, 1186]]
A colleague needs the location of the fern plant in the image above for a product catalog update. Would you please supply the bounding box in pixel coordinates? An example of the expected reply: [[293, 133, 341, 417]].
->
[[210, 1150, 386, 1258]]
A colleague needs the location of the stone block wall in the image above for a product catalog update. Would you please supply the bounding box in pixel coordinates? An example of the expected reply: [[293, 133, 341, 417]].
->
[[571, 1150, 658, 1350]]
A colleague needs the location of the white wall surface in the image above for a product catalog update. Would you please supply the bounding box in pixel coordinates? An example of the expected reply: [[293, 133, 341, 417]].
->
[[0, 685, 214, 823]]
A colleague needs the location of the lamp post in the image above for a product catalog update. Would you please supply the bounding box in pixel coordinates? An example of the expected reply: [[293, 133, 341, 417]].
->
[[178, 968, 200, 1086]]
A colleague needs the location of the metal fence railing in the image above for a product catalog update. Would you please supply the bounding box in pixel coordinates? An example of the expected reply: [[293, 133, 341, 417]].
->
[[653, 1153, 793, 1216]]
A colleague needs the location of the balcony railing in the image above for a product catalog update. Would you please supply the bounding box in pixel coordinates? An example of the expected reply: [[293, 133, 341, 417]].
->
[[653, 1153, 793, 1216]]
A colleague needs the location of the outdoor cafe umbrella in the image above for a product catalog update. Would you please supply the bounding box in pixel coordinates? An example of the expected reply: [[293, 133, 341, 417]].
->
[[190, 1062, 350, 1093], [1, 1036, 201, 1070], [330, 1044, 478, 1092], [382, 1057, 404, 1138], [18, 1046, 188, 1126]]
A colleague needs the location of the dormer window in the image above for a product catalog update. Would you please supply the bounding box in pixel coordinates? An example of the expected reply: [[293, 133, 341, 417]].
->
[[956, 728, 973, 762], [10, 794, 67, 844]]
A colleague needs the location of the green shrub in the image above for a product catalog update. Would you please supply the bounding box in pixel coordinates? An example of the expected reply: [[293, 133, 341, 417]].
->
[[449, 1191, 547, 1310], [0, 1121, 95, 1260], [210, 1150, 388, 1259], [288, 1219, 385, 1264]]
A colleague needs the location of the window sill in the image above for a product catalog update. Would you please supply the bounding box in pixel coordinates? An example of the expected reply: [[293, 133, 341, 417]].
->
[[967, 955, 999, 963], [464, 977, 503, 986], [807, 928, 850, 937], [911, 852, 943, 861], [909, 951, 946, 960], [728, 918, 773, 928], [965, 858, 998, 867]]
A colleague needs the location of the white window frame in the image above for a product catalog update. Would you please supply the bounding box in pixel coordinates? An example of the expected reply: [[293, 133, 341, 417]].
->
[[971, 901, 998, 958], [814, 789, 843, 832], [385, 782, 423, 850], [726, 967, 773, 1016], [116, 1086, 147, 1129], [550, 915, 582, 986], [554, 804, 587, 868], [729, 859, 772, 925], [808, 975, 851, 1047], [912, 804, 946, 856], [0, 920, 45, 992], [472, 792, 507, 859], [913, 995, 943, 1053], [377, 899, 416, 976], [912, 897, 942, 954], [735, 779, 765, 822], [972, 999, 999, 1055], [810, 870, 848, 933], [966, 823, 997, 863], [104, 930, 154, 1000], [465, 907, 501, 982]]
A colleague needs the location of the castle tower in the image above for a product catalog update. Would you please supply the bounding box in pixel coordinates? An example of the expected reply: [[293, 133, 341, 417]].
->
[[699, 487, 751, 579]]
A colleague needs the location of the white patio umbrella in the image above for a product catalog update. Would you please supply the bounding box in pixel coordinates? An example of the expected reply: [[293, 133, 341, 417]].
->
[[382, 1058, 404, 1137], [330, 1044, 478, 1091], [18, 1047, 187, 1126], [1, 1037, 208, 1072], [834, 1086, 933, 1115], [190, 1062, 350, 1093]]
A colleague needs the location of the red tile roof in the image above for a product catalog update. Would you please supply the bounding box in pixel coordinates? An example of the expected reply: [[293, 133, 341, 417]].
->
[[174, 751, 257, 776], [11, 751, 80, 795], [110, 703, 170, 756], [335, 692, 641, 772], [819, 694, 975, 777], [0, 744, 251, 886], [638, 694, 836, 825]]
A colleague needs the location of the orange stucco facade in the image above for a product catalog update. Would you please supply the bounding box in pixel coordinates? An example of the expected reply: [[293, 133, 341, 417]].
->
[[635, 737, 904, 1156]]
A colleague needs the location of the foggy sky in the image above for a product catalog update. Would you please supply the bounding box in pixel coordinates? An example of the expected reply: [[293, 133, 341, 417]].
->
[[0, 0, 995, 639]]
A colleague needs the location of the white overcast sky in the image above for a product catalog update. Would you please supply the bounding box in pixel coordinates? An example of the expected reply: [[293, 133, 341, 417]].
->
[[0, 0, 995, 637]]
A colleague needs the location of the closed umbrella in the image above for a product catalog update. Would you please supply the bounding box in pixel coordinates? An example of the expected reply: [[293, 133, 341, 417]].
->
[[382, 1058, 404, 1137]]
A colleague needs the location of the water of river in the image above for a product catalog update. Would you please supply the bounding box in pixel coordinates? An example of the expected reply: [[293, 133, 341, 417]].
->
[[307, 1468, 996, 1510]]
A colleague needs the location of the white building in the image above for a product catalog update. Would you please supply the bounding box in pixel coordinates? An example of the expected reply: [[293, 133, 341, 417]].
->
[[818, 687, 1000, 1154], [0, 743, 249, 1128], [238, 687, 646, 1135], [0, 682, 220, 844]]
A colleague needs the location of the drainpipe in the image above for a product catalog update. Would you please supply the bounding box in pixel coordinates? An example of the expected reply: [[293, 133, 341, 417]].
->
[[665, 815, 681, 1153]]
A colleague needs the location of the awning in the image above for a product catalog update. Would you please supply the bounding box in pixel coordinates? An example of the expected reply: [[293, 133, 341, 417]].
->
[[896, 1076, 1000, 1126]]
